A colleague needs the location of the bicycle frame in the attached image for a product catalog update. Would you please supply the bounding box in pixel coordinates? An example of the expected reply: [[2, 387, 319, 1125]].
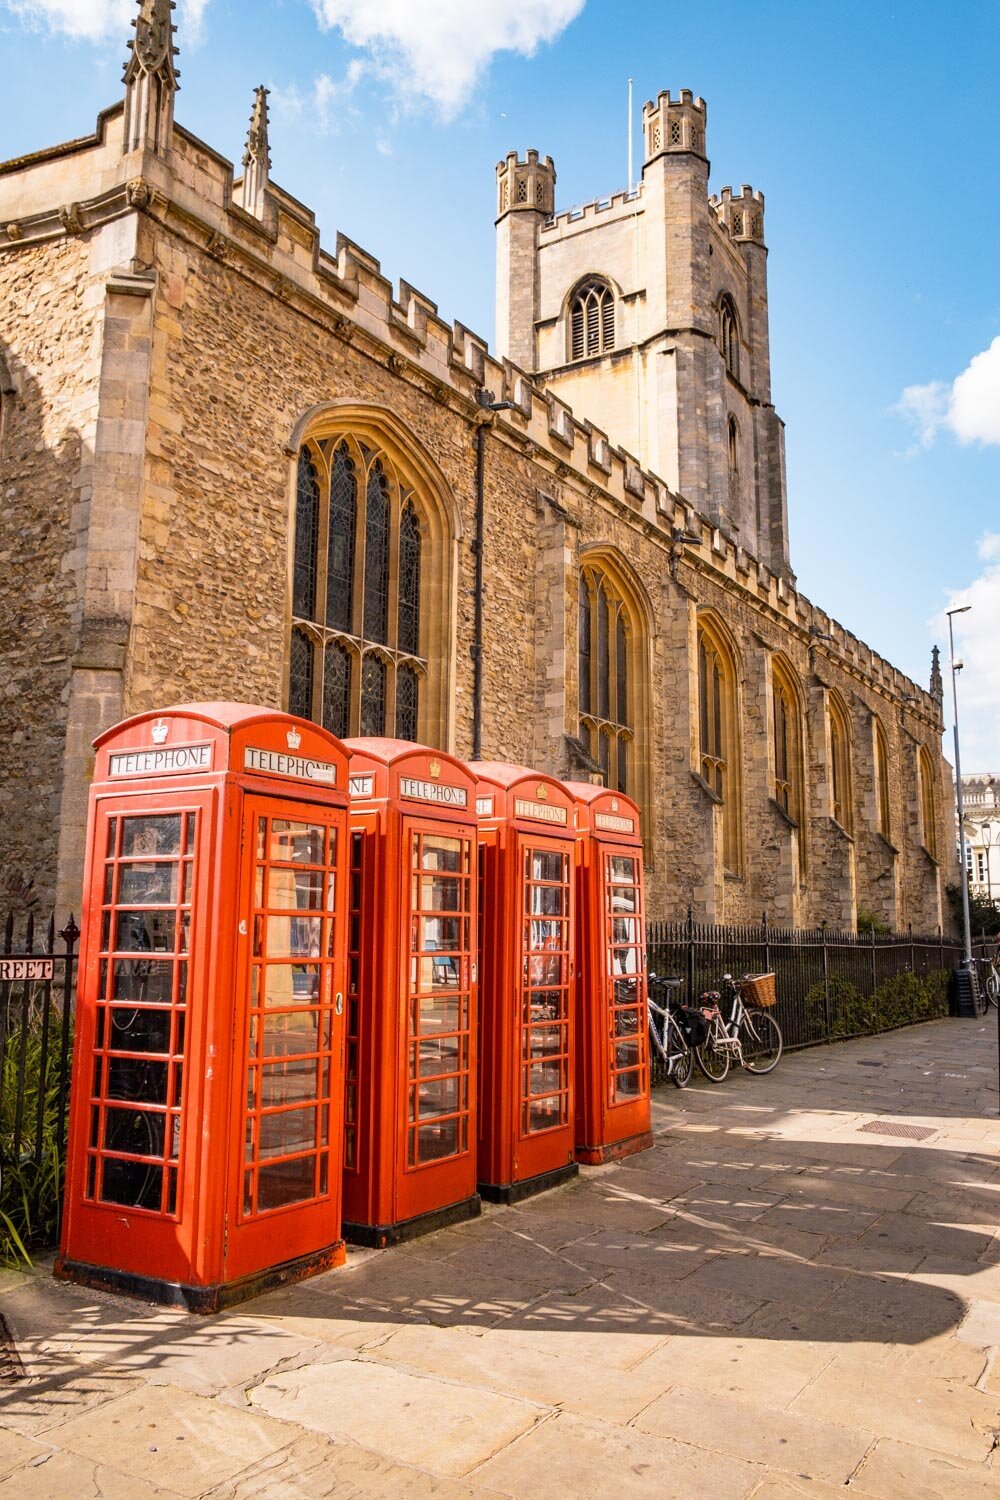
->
[[647, 991, 690, 1078]]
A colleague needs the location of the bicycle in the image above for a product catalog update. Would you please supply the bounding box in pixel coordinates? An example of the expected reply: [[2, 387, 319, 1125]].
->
[[695, 973, 783, 1082], [973, 954, 1000, 1010], [646, 974, 695, 1088]]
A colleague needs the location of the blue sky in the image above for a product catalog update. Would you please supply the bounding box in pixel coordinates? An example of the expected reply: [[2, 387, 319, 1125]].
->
[[3, 0, 999, 765]]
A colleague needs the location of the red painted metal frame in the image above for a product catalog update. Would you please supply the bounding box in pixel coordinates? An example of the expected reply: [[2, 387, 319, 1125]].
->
[[471, 763, 579, 1201], [58, 703, 351, 1310], [342, 739, 480, 1245], [565, 782, 652, 1164]]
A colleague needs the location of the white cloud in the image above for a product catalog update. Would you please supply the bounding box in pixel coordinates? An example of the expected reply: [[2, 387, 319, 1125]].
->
[[936, 533, 1000, 771], [897, 336, 1000, 450], [309, 0, 586, 117], [4, 0, 208, 43], [950, 338, 1000, 446], [270, 63, 364, 134]]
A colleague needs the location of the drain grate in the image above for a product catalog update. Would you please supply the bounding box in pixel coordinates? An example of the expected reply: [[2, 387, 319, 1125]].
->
[[858, 1120, 936, 1141], [0, 1316, 25, 1382]]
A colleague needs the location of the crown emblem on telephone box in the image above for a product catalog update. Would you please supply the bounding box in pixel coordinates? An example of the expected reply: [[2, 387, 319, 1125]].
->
[[286, 727, 302, 751], [537, 784, 549, 801], [429, 758, 441, 779], [151, 719, 169, 745]]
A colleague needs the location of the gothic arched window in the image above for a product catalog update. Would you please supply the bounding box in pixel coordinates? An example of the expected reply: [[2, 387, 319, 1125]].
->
[[290, 435, 427, 741], [570, 278, 615, 361], [874, 718, 892, 841], [727, 415, 739, 481], [918, 746, 938, 858], [771, 657, 803, 825], [828, 694, 853, 834], [578, 564, 632, 795], [697, 617, 741, 873], [719, 295, 740, 379]]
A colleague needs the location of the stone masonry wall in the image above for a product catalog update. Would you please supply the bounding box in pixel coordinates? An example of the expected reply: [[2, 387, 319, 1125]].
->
[[0, 234, 98, 909]]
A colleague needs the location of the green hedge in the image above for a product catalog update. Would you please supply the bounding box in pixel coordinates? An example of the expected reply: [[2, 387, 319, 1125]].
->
[[801, 969, 950, 1042]]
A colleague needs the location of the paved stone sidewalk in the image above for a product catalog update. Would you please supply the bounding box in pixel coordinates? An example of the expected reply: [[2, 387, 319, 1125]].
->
[[2, 1017, 999, 1498]]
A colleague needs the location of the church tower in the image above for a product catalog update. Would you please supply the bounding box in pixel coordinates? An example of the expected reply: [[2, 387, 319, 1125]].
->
[[495, 89, 792, 577]]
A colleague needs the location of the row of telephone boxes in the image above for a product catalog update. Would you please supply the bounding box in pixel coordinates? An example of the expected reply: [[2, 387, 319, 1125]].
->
[[57, 704, 651, 1311]]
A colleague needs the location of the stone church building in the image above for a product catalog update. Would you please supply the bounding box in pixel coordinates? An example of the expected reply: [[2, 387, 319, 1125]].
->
[[0, 2, 953, 928]]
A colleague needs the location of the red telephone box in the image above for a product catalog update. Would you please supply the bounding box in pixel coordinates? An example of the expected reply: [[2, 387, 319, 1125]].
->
[[472, 763, 579, 1202], [343, 740, 480, 1245], [565, 783, 653, 1164], [57, 704, 351, 1311]]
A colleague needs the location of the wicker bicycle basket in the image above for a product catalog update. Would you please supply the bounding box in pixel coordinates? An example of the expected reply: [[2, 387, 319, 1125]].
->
[[741, 972, 777, 1008]]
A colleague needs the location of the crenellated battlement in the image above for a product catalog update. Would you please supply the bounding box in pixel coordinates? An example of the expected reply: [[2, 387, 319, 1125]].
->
[[495, 149, 556, 219], [0, 87, 937, 726], [710, 185, 766, 245], [539, 183, 642, 237], [642, 89, 708, 163]]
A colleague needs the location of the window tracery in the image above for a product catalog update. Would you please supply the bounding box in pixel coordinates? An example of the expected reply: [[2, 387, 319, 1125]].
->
[[771, 658, 803, 826], [578, 564, 633, 795], [290, 434, 426, 741], [719, 295, 740, 379], [697, 617, 741, 873], [828, 694, 853, 834], [570, 278, 615, 361], [918, 746, 937, 858], [874, 719, 892, 841]]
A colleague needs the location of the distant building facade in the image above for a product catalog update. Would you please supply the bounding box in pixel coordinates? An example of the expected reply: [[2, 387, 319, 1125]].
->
[[0, 2, 954, 929], [961, 774, 1000, 903]]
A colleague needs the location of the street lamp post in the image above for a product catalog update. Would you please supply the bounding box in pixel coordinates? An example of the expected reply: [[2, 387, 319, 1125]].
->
[[947, 605, 973, 970]]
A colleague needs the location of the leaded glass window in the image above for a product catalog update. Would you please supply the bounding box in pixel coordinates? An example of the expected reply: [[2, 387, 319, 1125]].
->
[[918, 747, 937, 858], [828, 695, 853, 834], [289, 627, 314, 720], [578, 575, 591, 720], [874, 720, 891, 841], [697, 619, 741, 873], [288, 436, 427, 741], [578, 564, 632, 796], [326, 444, 356, 633], [293, 452, 320, 620], [771, 659, 802, 828], [398, 503, 421, 657], [360, 655, 387, 738], [323, 639, 352, 740], [396, 664, 419, 743], [363, 461, 390, 645]]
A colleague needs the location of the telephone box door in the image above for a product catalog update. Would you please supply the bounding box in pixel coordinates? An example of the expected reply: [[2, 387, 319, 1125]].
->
[[605, 849, 649, 1111], [397, 818, 476, 1221], [225, 794, 348, 1282], [71, 795, 211, 1277], [516, 835, 574, 1181]]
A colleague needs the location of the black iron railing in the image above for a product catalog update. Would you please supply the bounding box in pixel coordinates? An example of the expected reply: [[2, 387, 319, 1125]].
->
[[0, 911, 79, 1260], [645, 910, 975, 1085]]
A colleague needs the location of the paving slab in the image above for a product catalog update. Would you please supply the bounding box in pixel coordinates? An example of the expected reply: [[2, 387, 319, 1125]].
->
[[850, 1436, 1000, 1499], [0, 1449, 186, 1499], [472, 1409, 759, 1499], [633, 1383, 875, 1484], [790, 1352, 999, 1462], [1, 1018, 998, 1497], [210, 1430, 493, 1499], [42, 1383, 300, 1496], [249, 1359, 548, 1477]]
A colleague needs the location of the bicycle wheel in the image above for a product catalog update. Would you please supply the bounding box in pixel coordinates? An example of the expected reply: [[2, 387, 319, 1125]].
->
[[739, 1009, 782, 1074], [986, 968, 1000, 1009], [667, 1017, 694, 1088], [696, 1023, 730, 1082]]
